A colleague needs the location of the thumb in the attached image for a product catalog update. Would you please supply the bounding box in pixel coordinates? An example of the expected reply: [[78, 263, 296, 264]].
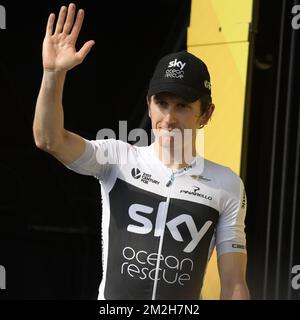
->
[[76, 40, 95, 62]]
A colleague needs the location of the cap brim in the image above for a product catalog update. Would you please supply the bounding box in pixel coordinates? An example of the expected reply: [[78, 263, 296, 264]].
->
[[147, 82, 202, 102]]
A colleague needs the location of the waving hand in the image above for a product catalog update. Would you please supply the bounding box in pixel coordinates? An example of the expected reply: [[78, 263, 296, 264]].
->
[[42, 3, 95, 72]]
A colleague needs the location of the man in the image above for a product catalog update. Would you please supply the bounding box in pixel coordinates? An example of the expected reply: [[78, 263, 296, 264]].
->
[[33, 3, 250, 300]]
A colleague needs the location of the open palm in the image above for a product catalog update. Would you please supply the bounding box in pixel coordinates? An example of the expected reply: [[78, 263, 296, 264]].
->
[[43, 3, 95, 72]]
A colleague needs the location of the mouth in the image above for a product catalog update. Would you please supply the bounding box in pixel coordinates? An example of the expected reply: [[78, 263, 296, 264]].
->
[[159, 128, 177, 135], [156, 128, 184, 140]]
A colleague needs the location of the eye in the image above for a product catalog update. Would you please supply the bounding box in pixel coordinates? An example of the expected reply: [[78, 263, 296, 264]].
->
[[177, 103, 191, 110], [156, 99, 168, 107]]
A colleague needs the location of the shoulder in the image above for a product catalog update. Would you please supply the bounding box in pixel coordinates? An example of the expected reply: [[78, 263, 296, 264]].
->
[[202, 158, 244, 197], [90, 138, 128, 147], [89, 138, 136, 155]]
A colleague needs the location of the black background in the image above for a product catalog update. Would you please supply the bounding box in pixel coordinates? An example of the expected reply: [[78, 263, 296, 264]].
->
[[1, 0, 300, 300], [0, 0, 191, 299]]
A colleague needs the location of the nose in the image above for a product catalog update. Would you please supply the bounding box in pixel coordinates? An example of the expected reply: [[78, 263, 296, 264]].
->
[[163, 106, 177, 126]]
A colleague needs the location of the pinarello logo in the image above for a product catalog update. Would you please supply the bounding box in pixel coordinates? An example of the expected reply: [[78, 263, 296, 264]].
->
[[180, 185, 212, 201], [131, 168, 142, 179]]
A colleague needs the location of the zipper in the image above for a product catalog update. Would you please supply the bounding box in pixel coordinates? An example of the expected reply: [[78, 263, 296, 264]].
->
[[151, 172, 174, 300]]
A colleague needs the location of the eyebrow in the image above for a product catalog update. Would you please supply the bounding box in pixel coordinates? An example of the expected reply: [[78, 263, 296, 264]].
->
[[153, 93, 188, 104]]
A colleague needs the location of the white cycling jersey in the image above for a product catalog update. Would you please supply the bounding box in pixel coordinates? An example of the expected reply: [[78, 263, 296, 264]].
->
[[65, 138, 247, 300]]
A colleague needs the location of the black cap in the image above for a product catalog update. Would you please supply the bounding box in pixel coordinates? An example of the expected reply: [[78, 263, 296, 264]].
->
[[148, 51, 211, 102]]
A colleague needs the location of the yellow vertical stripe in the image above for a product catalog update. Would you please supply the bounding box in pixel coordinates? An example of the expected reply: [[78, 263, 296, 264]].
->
[[188, 0, 253, 299]]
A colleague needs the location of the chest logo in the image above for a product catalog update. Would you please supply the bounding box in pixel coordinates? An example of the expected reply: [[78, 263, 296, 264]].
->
[[127, 202, 213, 253]]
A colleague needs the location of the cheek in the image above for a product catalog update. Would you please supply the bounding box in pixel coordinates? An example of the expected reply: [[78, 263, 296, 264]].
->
[[181, 115, 198, 127], [149, 112, 159, 128], [183, 121, 199, 133], [149, 107, 163, 122]]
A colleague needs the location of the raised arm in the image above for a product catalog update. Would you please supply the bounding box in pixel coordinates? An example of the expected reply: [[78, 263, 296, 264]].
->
[[33, 3, 95, 164]]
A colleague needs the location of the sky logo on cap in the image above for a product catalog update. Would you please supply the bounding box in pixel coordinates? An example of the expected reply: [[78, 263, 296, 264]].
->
[[166, 59, 186, 79], [168, 59, 186, 70]]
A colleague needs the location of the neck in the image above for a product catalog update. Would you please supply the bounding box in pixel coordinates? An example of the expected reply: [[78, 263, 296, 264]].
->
[[154, 141, 197, 171]]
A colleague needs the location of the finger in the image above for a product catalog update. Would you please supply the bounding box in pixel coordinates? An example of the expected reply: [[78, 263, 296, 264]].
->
[[63, 3, 76, 34], [76, 40, 95, 62], [54, 5, 67, 34], [70, 9, 84, 42], [45, 13, 55, 36]]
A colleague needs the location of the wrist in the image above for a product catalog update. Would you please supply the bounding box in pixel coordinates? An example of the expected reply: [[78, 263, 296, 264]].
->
[[43, 68, 67, 77], [42, 69, 67, 89]]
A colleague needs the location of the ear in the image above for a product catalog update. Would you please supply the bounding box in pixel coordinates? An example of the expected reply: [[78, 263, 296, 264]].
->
[[199, 103, 215, 127], [146, 95, 151, 106], [146, 96, 151, 118]]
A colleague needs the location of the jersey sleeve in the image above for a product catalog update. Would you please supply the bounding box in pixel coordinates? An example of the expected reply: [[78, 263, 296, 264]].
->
[[64, 138, 128, 181], [215, 171, 247, 258]]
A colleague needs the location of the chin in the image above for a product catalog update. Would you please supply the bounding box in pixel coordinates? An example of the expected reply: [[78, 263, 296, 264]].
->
[[157, 134, 173, 145]]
